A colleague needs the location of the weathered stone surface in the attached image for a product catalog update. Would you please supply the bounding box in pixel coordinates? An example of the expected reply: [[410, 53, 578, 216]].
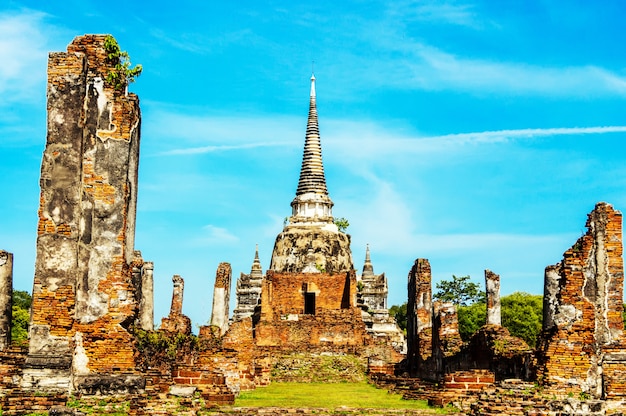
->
[[0, 250, 13, 350], [407, 258, 433, 377], [537, 202, 626, 398], [160, 275, 191, 334], [138, 261, 154, 331], [210, 262, 232, 335], [233, 248, 263, 322], [25, 34, 143, 391], [484, 269, 501, 326], [270, 227, 353, 274], [357, 246, 405, 352]]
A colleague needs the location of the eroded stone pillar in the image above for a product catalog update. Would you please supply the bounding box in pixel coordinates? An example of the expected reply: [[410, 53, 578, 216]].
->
[[139, 262, 154, 331], [160, 275, 191, 334], [485, 269, 501, 326], [407, 258, 433, 376], [24, 35, 142, 392], [210, 262, 232, 335], [0, 251, 13, 350]]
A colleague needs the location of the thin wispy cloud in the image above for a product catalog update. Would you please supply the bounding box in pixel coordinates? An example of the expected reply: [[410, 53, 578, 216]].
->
[[160, 142, 288, 156], [194, 225, 239, 246], [0, 10, 51, 103], [388, 0, 481, 29], [146, 106, 626, 159]]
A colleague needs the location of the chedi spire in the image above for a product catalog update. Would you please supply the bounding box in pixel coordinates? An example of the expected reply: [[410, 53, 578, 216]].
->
[[290, 73, 334, 225]]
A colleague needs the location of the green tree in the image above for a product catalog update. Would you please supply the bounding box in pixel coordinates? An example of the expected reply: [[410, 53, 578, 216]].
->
[[501, 292, 543, 347], [457, 302, 486, 341], [389, 302, 407, 331], [434, 275, 484, 306], [11, 290, 31, 346]]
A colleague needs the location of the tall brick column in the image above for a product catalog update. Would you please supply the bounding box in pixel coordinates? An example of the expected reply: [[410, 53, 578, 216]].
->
[[0, 251, 13, 350], [407, 258, 433, 377], [537, 202, 626, 398], [24, 35, 142, 392], [210, 262, 232, 335], [485, 269, 501, 326]]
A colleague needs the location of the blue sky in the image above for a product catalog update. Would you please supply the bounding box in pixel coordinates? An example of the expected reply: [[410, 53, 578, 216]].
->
[[1, 1, 626, 328]]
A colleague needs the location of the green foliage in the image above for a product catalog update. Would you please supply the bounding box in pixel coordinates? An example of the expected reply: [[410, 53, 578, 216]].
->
[[501, 292, 543, 347], [456, 292, 543, 345], [333, 217, 349, 233], [434, 275, 485, 306], [457, 302, 486, 341], [103, 35, 142, 90], [389, 302, 407, 331], [67, 395, 130, 415], [12, 290, 31, 310], [236, 381, 438, 411], [11, 290, 31, 346]]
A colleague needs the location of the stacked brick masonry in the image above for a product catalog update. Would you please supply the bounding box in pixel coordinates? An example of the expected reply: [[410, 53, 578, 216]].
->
[[536, 202, 626, 398], [407, 258, 434, 377], [29, 34, 142, 383]]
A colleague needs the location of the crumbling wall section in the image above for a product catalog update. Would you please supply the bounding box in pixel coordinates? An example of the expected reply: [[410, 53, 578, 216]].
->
[[407, 258, 433, 377], [0, 251, 13, 350], [25, 35, 142, 390], [537, 202, 626, 398]]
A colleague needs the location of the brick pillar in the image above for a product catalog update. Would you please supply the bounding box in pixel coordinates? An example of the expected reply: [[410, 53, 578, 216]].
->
[[139, 262, 154, 331], [537, 202, 626, 398], [433, 301, 463, 377], [407, 258, 433, 377], [24, 35, 142, 392], [210, 262, 232, 335], [0, 251, 13, 350], [160, 275, 191, 334], [485, 269, 501, 326]]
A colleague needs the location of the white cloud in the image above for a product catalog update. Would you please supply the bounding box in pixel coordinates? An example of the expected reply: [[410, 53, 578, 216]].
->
[[195, 224, 239, 246], [0, 10, 61, 104]]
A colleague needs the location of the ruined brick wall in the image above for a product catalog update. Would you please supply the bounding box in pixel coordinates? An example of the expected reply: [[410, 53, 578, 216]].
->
[[259, 270, 355, 320], [26, 35, 142, 387], [210, 262, 231, 335], [432, 301, 463, 377], [0, 251, 13, 350], [537, 202, 626, 398], [255, 270, 369, 349], [407, 258, 433, 377]]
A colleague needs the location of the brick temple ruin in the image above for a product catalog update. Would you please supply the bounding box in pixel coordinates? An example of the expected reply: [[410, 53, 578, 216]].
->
[[1, 35, 626, 415]]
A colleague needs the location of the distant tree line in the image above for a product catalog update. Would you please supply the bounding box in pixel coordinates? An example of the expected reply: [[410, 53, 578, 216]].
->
[[389, 275, 544, 347]]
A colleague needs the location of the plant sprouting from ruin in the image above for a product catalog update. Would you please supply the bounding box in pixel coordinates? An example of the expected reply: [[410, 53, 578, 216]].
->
[[103, 35, 142, 90], [334, 217, 349, 233]]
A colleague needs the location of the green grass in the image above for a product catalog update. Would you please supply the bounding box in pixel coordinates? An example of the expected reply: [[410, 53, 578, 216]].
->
[[235, 381, 441, 411]]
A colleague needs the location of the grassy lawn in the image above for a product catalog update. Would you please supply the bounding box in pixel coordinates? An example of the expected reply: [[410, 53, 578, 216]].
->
[[235, 381, 444, 412]]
